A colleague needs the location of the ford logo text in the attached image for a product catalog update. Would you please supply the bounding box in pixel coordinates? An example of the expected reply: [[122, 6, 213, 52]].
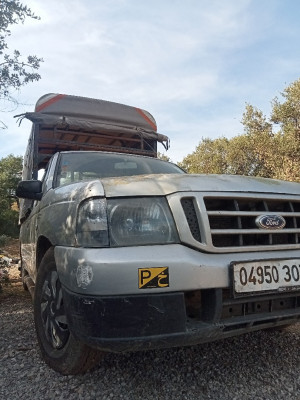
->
[[255, 215, 286, 230]]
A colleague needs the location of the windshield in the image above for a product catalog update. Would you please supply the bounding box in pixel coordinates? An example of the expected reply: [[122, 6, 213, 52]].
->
[[55, 152, 184, 187]]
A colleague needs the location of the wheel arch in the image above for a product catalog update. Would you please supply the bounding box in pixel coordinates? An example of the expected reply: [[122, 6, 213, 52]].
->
[[36, 236, 53, 270]]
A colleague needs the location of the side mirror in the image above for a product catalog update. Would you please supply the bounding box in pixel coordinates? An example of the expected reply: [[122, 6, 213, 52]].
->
[[16, 180, 43, 200]]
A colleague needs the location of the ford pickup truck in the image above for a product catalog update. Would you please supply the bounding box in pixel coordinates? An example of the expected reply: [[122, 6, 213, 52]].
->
[[16, 94, 300, 375]]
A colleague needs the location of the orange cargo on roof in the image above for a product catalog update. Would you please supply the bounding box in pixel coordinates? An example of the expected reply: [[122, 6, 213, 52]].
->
[[18, 93, 170, 179]]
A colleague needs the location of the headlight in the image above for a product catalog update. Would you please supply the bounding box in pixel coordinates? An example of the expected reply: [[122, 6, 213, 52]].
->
[[77, 199, 109, 247], [76, 197, 178, 247], [108, 197, 178, 246]]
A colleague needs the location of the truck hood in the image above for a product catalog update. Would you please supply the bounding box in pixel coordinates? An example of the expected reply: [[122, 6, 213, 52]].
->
[[99, 173, 300, 197], [52, 173, 300, 204]]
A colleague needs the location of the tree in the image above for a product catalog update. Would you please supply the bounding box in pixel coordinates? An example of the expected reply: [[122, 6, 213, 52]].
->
[[240, 104, 275, 178], [178, 134, 271, 177], [0, 154, 23, 237], [179, 137, 230, 174], [270, 78, 300, 181], [157, 152, 171, 162], [271, 78, 300, 130], [0, 0, 43, 124], [180, 78, 300, 182]]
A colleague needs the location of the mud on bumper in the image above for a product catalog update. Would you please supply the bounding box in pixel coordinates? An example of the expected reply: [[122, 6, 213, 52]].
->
[[62, 287, 300, 352]]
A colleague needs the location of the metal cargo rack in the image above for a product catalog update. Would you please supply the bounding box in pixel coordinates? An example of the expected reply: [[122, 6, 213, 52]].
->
[[16, 93, 170, 175]]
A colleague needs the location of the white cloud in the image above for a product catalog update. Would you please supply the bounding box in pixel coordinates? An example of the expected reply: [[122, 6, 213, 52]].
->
[[1, 0, 300, 163]]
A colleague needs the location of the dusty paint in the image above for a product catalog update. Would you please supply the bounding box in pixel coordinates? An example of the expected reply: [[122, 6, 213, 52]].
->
[[83, 299, 95, 305], [76, 262, 94, 289], [101, 173, 300, 198]]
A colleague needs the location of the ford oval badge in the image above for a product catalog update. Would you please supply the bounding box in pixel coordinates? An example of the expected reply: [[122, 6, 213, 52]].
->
[[255, 215, 286, 230]]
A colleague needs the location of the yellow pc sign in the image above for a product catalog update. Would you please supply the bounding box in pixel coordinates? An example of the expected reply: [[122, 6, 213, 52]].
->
[[138, 267, 169, 289]]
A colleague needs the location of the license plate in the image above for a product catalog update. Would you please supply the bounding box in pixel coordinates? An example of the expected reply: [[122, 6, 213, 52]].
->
[[232, 259, 300, 296]]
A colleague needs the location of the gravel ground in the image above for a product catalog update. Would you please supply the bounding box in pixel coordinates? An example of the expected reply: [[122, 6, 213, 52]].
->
[[0, 283, 299, 400]]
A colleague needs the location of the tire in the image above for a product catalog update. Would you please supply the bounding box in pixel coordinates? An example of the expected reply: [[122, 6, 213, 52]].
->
[[34, 247, 103, 375]]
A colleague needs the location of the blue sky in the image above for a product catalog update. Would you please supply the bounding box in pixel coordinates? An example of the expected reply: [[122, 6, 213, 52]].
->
[[1, 0, 300, 163]]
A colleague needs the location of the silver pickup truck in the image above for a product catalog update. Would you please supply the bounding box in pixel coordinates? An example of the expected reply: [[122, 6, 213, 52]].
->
[[16, 94, 300, 375]]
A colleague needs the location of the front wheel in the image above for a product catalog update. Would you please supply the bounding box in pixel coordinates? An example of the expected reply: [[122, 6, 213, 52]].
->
[[34, 247, 103, 375]]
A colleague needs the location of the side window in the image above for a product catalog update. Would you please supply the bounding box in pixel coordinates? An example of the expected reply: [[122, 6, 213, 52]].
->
[[38, 168, 46, 181], [42, 153, 59, 193]]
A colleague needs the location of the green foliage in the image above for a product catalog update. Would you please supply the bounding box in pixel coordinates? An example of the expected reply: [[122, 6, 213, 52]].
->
[[269, 78, 300, 181], [0, 208, 19, 237], [180, 79, 300, 182], [157, 152, 171, 162], [179, 137, 230, 174], [0, 154, 22, 237], [271, 78, 300, 130], [0, 234, 9, 247], [0, 0, 43, 112]]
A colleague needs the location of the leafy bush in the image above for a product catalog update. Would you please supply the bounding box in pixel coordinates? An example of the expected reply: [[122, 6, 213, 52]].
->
[[0, 209, 19, 238], [0, 234, 9, 247], [0, 252, 11, 292], [0, 235, 14, 292]]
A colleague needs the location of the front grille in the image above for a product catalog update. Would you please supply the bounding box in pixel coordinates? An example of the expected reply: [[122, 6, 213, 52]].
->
[[184, 288, 300, 328], [221, 289, 300, 319], [204, 197, 300, 249], [175, 193, 300, 252]]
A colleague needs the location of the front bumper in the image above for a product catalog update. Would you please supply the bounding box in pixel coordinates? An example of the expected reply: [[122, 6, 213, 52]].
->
[[54, 244, 300, 296], [56, 244, 300, 352], [62, 287, 300, 352]]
